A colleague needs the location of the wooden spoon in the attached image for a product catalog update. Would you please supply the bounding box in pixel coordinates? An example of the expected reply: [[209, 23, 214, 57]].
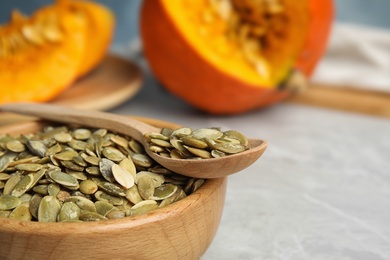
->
[[0, 103, 267, 179]]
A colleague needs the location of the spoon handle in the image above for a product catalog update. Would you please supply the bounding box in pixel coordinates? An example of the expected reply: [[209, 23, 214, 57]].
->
[[0, 103, 160, 142]]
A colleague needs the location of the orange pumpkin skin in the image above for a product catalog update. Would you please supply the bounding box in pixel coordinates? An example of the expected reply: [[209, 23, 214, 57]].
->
[[141, 0, 334, 114]]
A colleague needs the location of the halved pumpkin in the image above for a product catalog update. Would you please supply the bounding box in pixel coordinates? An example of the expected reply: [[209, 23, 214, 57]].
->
[[0, 5, 86, 104], [141, 0, 334, 114]]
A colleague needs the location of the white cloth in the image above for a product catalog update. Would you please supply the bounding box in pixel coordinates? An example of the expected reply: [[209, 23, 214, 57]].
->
[[311, 22, 390, 93]]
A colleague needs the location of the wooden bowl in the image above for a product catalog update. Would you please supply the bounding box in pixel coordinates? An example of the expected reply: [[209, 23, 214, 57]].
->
[[0, 118, 227, 260]]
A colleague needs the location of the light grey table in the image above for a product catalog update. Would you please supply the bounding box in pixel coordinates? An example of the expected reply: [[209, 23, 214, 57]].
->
[[107, 62, 390, 259]]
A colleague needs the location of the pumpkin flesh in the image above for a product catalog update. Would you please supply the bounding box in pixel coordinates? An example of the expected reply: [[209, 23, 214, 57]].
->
[[0, 5, 86, 104], [59, 0, 115, 77], [162, 0, 309, 87]]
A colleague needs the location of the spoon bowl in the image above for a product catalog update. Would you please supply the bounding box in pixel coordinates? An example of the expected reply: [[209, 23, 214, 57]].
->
[[0, 103, 267, 179]]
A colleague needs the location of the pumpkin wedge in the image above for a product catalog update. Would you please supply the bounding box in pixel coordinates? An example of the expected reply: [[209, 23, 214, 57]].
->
[[0, 5, 86, 104], [141, 0, 333, 114], [58, 0, 115, 77]]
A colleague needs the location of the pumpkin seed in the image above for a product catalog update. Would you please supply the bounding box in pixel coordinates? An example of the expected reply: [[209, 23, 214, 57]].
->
[[159, 187, 186, 208], [32, 184, 48, 195], [149, 145, 165, 153], [119, 157, 137, 180], [0, 173, 10, 181], [67, 169, 88, 180], [48, 170, 79, 188], [0, 152, 17, 172], [42, 23, 63, 42], [151, 184, 178, 200], [85, 166, 100, 176], [58, 202, 81, 222], [48, 183, 61, 197], [6, 140, 26, 153], [183, 145, 212, 159], [79, 212, 107, 221], [21, 25, 44, 45], [192, 128, 223, 140], [84, 155, 101, 166], [112, 164, 135, 189], [56, 190, 71, 202], [9, 203, 32, 221], [94, 190, 123, 206], [106, 209, 126, 219], [72, 155, 87, 167], [54, 150, 78, 161], [54, 132, 72, 143], [224, 130, 249, 146], [97, 181, 126, 197], [131, 153, 153, 168], [137, 171, 164, 187], [26, 140, 47, 158], [111, 135, 129, 148], [0, 210, 11, 218], [38, 196, 61, 222], [68, 139, 87, 150], [102, 147, 125, 162], [95, 200, 115, 216], [45, 143, 61, 156], [208, 141, 246, 154], [211, 149, 226, 158], [11, 173, 34, 197], [65, 196, 96, 213], [129, 200, 157, 216], [192, 179, 205, 193], [73, 129, 91, 140], [172, 127, 192, 138], [180, 136, 208, 149], [150, 139, 172, 148], [78, 179, 97, 195], [93, 129, 107, 137], [0, 195, 21, 210], [19, 193, 32, 204], [125, 185, 143, 204], [129, 139, 144, 154], [60, 160, 84, 171], [99, 158, 115, 182], [144, 132, 170, 141], [29, 194, 42, 219], [137, 175, 155, 200], [14, 163, 43, 172]]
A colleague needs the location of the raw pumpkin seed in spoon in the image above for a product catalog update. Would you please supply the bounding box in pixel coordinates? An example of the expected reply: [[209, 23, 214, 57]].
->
[[0, 103, 267, 179]]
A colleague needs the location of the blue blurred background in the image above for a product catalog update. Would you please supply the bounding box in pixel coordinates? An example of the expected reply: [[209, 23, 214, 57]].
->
[[1, 0, 389, 47]]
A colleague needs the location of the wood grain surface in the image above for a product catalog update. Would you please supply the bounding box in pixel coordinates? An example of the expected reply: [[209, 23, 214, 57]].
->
[[288, 83, 390, 118], [0, 54, 143, 126]]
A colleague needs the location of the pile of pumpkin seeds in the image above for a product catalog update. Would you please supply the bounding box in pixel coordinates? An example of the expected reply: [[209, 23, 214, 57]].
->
[[0, 125, 205, 222], [145, 127, 249, 159]]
